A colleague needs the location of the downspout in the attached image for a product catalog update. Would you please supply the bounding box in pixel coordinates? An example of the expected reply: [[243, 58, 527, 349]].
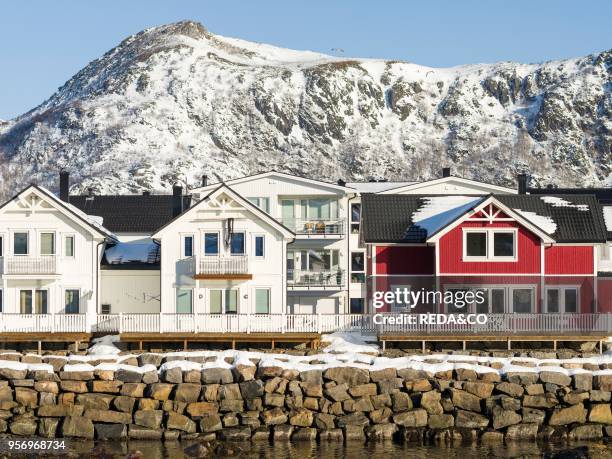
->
[[94, 239, 106, 332], [346, 192, 358, 314]]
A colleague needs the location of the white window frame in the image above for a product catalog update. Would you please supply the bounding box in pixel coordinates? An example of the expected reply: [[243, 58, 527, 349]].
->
[[0, 234, 4, 258], [12, 230, 30, 256], [181, 234, 194, 258], [350, 251, 366, 284], [18, 288, 50, 314], [64, 288, 81, 314], [253, 234, 265, 259], [389, 284, 411, 312], [253, 287, 271, 314], [442, 284, 536, 314], [247, 197, 270, 213], [175, 288, 194, 314], [209, 288, 239, 314], [463, 228, 517, 262], [229, 231, 246, 256], [203, 231, 220, 257], [63, 234, 76, 258], [544, 286, 580, 313], [39, 230, 56, 256]]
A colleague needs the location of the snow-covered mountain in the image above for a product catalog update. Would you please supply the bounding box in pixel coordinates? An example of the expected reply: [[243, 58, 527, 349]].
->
[[0, 20, 610, 197]]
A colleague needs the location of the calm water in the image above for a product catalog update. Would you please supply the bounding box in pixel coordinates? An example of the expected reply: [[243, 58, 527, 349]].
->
[[2, 439, 610, 458]]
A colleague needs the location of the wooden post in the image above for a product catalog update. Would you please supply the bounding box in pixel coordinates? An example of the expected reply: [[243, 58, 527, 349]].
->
[[382, 340, 386, 352], [183, 339, 188, 351], [271, 340, 275, 350], [599, 339, 603, 355], [232, 339, 236, 350], [462, 340, 466, 351], [422, 340, 426, 353], [139, 341, 143, 351], [37, 341, 42, 355], [553, 340, 557, 351], [507, 339, 511, 351]]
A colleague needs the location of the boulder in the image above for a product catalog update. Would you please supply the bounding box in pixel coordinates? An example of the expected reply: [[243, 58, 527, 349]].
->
[[539, 371, 571, 387], [138, 353, 164, 367], [492, 406, 521, 430], [201, 368, 233, 385], [572, 373, 593, 391], [450, 389, 482, 412], [505, 372, 538, 385], [239, 380, 264, 399], [34, 381, 58, 394], [324, 384, 351, 402], [61, 416, 94, 438], [128, 424, 162, 440], [549, 403, 587, 426], [336, 412, 370, 427], [174, 383, 201, 403], [594, 374, 612, 391], [569, 425, 603, 440], [113, 395, 136, 413], [455, 409, 489, 429], [391, 391, 413, 411], [523, 393, 558, 409], [324, 367, 369, 385], [38, 404, 82, 417], [91, 380, 122, 393], [319, 429, 344, 441], [116, 368, 143, 383], [220, 383, 242, 400], [428, 414, 454, 429], [166, 412, 197, 433], [9, 416, 37, 436], [60, 370, 93, 381], [525, 384, 544, 395], [0, 368, 27, 380], [393, 409, 428, 427], [588, 404, 612, 424], [314, 413, 336, 430], [463, 381, 494, 399], [495, 382, 524, 397], [273, 424, 293, 440], [219, 426, 252, 441], [84, 409, 132, 424], [343, 425, 366, 441], [120, 383, 145, 398], [299, 370, 323, 385], [521, 408, 546, 424], [369, 368, 397, 382], [233, 364, 256, 382], [134, 410, 163, 429], [366, 423, 397, 440], [348, 383, 377, 398], [289, 408, 314, 427], [420, 391, 443, 415], [369, 407, 392, 424], [505, 423, 539, 440], [38, 418, 59, 438], [148, 383, 174, 401], [162, 367, 182, 384], [292, 427, 318, 441], [95, 423, 127, 440], [76, 393, 114, 410], [200, 413, 223, 432], [60, 380, 88, 393], [15, 387, 37, 408], [377, 378, 404, 394], [261, 407, 288, 425]]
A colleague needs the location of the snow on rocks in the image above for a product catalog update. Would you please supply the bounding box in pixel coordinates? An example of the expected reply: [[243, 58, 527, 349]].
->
[[88, 334, 122, 356]]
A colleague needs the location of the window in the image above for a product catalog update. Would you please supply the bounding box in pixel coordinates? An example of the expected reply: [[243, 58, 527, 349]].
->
[[14, 232, 28, 255], [255, 289, 270, 314], [254, 236, 265, 258], [292, 249, 339, 272], [204, 233, 219, 256], [464, 229, 517, 261], [350, 298, 364, 314], [20, 290, 47, 314], [101, 304, 111, 314], [210, 289, 238, 314], [0, 289, 2, 313], [0, 236, 3, 257], [298, 198, 338, 219], [546, 287, 579, 313], [351, 252, 365, 283], [65, 290, 80, 314], [183, 235, 194, 257], [230, 233, 245, 255], [512, 288, 533, 313], [351, 203, 361, 233], [176, 289, 193, 313], [64, 235, 75, 257], [465, 232, 487, 257], [40, 233, 55, 255], [248, 197, 270, 213]]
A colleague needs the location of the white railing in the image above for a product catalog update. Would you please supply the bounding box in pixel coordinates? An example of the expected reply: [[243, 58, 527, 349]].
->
[[281, 218, 345, 235], [287, 269, 344, 288], [0, 313, 609, 336], [3, 256, 58, 275], [0, 314, 86, 333], [199, 256, 248, 275], [373, 313, 612, 336]]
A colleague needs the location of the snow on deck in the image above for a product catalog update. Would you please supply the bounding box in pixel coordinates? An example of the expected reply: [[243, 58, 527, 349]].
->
[[411, 196, 483, 237]]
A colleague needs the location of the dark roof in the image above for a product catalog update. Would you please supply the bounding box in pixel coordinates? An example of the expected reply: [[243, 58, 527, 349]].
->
[[361, 194, 607, 244], [528, 187, 612, 240], [69, 194, 192, 233]]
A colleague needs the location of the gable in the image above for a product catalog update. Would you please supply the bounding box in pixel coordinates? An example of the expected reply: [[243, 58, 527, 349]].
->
[[379, 177, 517, 195], [152, 185, 294, 239]]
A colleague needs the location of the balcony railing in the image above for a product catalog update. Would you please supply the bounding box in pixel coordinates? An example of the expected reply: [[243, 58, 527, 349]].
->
[[287, 269, 344, 288], [281, 218, 345, 236], [2, 256, 58, 275], [0, 313, 610, 335], [198, 256, 249, 275]]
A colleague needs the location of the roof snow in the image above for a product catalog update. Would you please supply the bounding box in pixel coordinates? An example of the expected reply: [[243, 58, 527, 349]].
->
[[104, 240, 159, 265], [411, 196, 483, 237], [540, 196, 589, 211], [514, 209, 558, 235], [603, 206, 612, 232], [346, 181, 416, 193]]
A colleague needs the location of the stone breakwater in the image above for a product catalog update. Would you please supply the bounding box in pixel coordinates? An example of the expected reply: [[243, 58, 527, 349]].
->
[[0, 354, 610, 444]]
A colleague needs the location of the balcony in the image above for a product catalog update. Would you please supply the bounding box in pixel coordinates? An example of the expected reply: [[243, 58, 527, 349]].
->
[[1, 256, 58, 275], [287, 269, 344, 290], [281, 218, 345, 238], [194, 256, 251, 280]]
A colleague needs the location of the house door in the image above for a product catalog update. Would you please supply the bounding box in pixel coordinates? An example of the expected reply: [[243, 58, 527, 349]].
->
[[210, 289, 238, 314], [20, 289, 48, 314], [281, 200, 295, 228], [545, 287, 579, 313]]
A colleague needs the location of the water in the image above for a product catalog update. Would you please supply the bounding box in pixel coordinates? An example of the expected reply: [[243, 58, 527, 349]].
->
[[3, 439, 609, 458]]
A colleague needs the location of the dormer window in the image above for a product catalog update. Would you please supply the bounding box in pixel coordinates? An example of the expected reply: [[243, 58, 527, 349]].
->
[[463, 229, 517, 261]]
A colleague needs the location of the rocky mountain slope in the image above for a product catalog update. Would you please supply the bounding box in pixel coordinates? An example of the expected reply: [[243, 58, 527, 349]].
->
[[0, 20, 610, 196]]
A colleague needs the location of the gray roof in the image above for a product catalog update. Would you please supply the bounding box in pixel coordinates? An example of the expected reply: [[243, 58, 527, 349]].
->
[[361, 194, 607, 244]]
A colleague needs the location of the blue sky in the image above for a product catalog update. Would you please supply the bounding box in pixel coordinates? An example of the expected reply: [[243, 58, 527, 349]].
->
[[1, 0, 610, 119]]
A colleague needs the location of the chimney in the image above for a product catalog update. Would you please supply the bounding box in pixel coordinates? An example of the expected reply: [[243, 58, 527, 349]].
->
[[59, 170, 70, 202], [201, 175, 208, 187], [142, 190, 151, 196], [337, 179, 346, 187], [442, 167, 451, 178], [87, 187, 94, 197], [517, 173, 529, 194], [172, 184, 183, 217]]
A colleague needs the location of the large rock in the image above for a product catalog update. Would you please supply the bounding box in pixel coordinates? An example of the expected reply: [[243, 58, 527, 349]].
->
[[174, 383, 201, 403], [495, 382, 524, 397], [391, 392, 413, 411], [588, 404, 612, 424], [324, 367, 369, 385], [539, 371, 571, 387], [219, 426, 252, 441], [0, 368, 27, 380], [95, 423, 127, 440], [505, 372, 538, 385], [369, 368, 397, 382], [572, 373, 593, 391], [60, 380, 88, 393], [76, 393, 114, 410], [61, 416, 94, 438], [428, 414, 454, 429], [505, 423, 539, 440], [420, 391, 443, 415], [121, 383, 146, 398], [393, 409, 428, 427], [492, 406, 521, 430], [38, 404, 83, 417], [569, 425, 603, 440], [38, 418, 60, 438], [91, 380, 122, 393], [15, 387, 37, 408], [348, 383, 377, 398], [128, 425, 162, 440], [186, 401, 217, 418], [148, 383, 174, 401], [84, 409, 132, 424], [200, 413, 223, 432], [336, 412, 369, 427], [201, 368, 233, 385], [289, 408, 314, 427], [166, 412, 196, 433], [300, 370, 323, 385], [523, 393, 558, 409], [113, 396, 136, 413], [522, 408, 546, 424], [60, 370, 94, 381], [261, 407, 288, 425], [455, 409, 489, 428], [162, 367, 182, 384], [366, 423, 397, 440], [134, 410, 163, 429], [116, 368, 143, 383], [594, 374, 612, 391], [240, 380, 264, 399], [220, 383, 242, 401], [549, 403, 587, 426], [9, 416, 37, 436], [324, 384, 351, 402], [463, 381, 494, 399], [450, 389, 482, 412]]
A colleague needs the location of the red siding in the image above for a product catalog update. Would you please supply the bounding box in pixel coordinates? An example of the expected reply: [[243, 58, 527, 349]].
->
[[439, 221, 541, 274], [597, 278, 612, 313], [375, 246, 434, 275], [545, 246, 594, 275]]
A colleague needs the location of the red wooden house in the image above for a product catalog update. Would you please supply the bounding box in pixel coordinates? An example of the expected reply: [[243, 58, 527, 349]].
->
[[361, 193, 611, 338]]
